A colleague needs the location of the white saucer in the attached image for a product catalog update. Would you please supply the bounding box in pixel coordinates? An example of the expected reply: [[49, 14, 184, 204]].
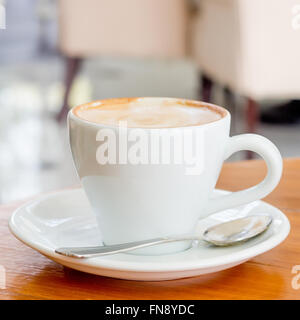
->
[[9, 188, 290, 281]]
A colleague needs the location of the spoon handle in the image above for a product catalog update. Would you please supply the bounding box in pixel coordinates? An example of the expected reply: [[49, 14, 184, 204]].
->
[[55, 236, 193, 258]]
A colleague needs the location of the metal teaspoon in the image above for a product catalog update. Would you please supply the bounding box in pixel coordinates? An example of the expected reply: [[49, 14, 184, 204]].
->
[[55, 215, 272, 259]]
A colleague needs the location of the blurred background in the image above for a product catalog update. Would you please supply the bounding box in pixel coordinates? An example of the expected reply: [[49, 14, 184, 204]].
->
[[0, 0, 299, 204]]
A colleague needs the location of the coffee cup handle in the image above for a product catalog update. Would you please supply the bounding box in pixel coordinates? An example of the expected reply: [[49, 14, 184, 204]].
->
[[205, 134, 282, 215]]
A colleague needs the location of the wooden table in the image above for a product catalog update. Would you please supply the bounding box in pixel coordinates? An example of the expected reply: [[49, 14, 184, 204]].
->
[[1, 158, 300, 300]]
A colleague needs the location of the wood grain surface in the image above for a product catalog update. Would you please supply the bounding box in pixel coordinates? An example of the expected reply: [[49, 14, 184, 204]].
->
[[0, 158, 300, 300]]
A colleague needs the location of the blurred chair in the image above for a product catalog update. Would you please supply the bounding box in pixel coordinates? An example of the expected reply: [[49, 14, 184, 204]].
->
[[57, 0, 188, 120], [191, 0, 300, 133]]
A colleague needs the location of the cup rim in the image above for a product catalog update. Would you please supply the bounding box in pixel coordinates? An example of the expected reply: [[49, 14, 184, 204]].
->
[[69, 97, 230, 130]]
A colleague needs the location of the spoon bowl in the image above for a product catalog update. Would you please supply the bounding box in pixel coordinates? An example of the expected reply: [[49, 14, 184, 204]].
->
[[202, 215, 272, 246]]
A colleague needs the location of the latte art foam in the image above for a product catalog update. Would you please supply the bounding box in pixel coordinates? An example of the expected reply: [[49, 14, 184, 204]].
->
[[74, 98, 224, 128]]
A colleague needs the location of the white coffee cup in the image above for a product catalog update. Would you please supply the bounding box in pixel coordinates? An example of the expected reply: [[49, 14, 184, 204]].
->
[[68, 97, 282, 255]]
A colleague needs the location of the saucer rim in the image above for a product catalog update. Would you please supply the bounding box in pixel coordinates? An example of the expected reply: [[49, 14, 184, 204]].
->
[[8, 188, 290, 273]]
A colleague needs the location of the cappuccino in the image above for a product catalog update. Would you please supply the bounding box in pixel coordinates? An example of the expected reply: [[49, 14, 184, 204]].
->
[[69, 97, 282, 255], [73, 98, 225, 128]]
